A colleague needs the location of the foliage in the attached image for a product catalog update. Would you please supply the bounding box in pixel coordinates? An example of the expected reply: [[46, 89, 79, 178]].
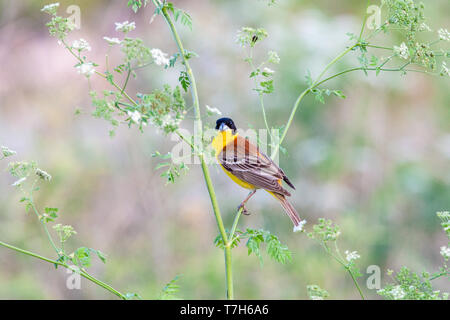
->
[[1, 0, 448, 300], [307, 284, 330, 300], [377, 212, 449, 300], [158, 275, 182, 300], [215, 228, 292, 265]]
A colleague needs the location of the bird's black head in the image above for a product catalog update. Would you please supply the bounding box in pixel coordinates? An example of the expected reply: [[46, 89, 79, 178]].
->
[[215, 117, 237, 133]]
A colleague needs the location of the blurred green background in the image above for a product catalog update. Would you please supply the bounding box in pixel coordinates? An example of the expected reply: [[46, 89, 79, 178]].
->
[[0, 0, 449, 299]]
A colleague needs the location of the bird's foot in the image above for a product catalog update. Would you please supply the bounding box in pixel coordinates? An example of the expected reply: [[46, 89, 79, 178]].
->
[[237, 204, 250, 215]]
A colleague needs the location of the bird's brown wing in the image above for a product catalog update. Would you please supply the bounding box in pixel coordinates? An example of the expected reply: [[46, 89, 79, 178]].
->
[[218, 135, 292, 196]]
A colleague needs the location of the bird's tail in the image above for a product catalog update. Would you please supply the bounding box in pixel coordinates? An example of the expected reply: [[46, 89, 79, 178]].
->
[[271, 192, 305, 232]]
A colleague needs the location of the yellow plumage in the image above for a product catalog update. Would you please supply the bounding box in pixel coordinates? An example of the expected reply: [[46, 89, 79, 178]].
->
[[211, 130, 256, 190]]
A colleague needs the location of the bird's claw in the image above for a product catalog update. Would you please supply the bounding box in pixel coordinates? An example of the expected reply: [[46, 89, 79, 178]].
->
[[238, 204, 250, 215]]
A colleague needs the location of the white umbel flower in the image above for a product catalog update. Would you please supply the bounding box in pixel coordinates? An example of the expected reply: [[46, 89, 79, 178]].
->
[[441, 62, 450, 77], [150, 48, 170, 66], [205, 105, 222, 115], [41, 3, 59, 15], [115, 21, 136, 33], [440, 246, 450, 260], [76, 63, 95, 78], [72, 38, 91, 52], [267, 50, 280, 64], [12, 177, 27, 187], [103, 37, 121, 46], [128, 110, 142, 123], [1, 146, 16, 158], [263, 67, 275, 75], [36, 168, 52, 181], [394, 42, 410, 60], [438, 28, 450, 41], [391, 285, 406, 299], [293, 220, 307, 233], [345, 250, 361, 262]]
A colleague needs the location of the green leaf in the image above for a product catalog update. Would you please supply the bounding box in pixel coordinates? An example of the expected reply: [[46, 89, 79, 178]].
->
[[332, 90, 346, 99], [73, 247, 92, 268], [243, 228, 292, 265], [178, 71, 190, 92], [95, 250, 107, 264], [127, 0, 148, 13], [155, 162, 171, 170], [159, 275, 182, 300], [125, 292, 143, 300]]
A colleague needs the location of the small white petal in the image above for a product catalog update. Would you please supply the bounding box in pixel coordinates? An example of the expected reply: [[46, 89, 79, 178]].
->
[[293, 220, 307, 232]]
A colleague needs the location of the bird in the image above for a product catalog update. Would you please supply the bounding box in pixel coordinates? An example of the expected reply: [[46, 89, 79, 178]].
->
[[211, 117, 305, 232]]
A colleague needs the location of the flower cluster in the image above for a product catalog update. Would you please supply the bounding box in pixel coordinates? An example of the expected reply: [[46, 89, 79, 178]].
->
[[103, 37, 121, 46], [72, 38, 91, 52], [1, 145, 16, 158], [76, 62, 95, 78], [393, 42, 409, 60], [205, 105, 222, 116], [440, 246, 450, 260], [306, 284, 330, 300], [40, 2, 59, 15], [36, 168, 52, 181], [150, 48, 170, 66], [135, 85, 186, 134], [345, 250, 360, 262], [438, 28, 450, 41], [115, 21, 136, 33], [307, 218, 341, 242], [236, 27, 268, 48]]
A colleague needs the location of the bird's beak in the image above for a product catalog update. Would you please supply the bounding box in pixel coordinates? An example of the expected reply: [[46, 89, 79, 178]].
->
[[219, 123, 229, 132]]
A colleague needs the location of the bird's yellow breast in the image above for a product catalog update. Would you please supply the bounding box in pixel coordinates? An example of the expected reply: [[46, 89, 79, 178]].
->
[[212, 130, 256, 190]]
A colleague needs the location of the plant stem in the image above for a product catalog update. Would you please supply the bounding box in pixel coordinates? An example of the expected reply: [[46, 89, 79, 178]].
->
[[154, 0, 233, 299], [224, 245, 234, 299], [229, 207, 244, 242], [271, 43, 358, 159], [0, 240, 127, 299]]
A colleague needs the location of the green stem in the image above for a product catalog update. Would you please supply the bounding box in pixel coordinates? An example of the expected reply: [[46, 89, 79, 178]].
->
[[0, 240, 127, 299], [224, 245, 234, 300], [247, 50, 272, 139], [229, 207, 244, 242], [358, 0, 371, 41], [271, 43, 358, 159], [346, 266, 365, 300], [21, 183, 61, 256], [121, 63, 132, 94], [154, 0, 233, 299]]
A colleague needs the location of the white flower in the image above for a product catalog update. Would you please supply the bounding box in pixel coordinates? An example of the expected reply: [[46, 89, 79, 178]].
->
[[293, 220, 307, 233], [205, 105, 222, 116], [345, 250, 360, 262], [394, 42, 410, 60], [268, 50, 280, 64], [391, 285, 406, 299], [1, 145, 16, 158], [441, 62, 450, 77], [115, 21, 136, 33], [103, 36, 121, 46], [128, 110, 141, 123], [150, 48, 170, 66], [41, 3, 59, 15], [76, 63, 95, 78], [419, 23, 431, 32], [263, 67, 275, 75], [36, 168, 52, 181], [440, 246, 450, 260], [72, 38, 91, 52], [12, 177, 27, 187], [438, 28, 450, 41], [160, 114, 180, 127]]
